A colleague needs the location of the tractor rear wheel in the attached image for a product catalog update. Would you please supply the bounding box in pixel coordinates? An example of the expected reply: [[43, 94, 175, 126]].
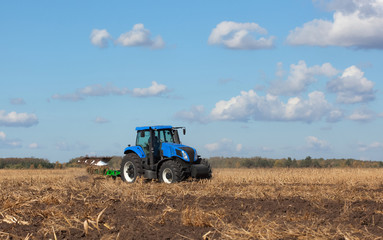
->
[[159, 160, 183, 184], [120, 153, 142, 183]]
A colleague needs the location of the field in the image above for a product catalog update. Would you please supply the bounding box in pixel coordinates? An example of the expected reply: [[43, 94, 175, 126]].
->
[[1, 168, 383, 239]]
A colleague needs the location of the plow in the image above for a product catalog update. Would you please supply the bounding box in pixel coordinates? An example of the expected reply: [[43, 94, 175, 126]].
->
[[80, 125, 212, 183], [79, 157, 121, 178]]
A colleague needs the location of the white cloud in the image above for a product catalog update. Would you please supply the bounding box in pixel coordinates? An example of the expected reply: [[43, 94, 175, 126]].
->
[[204, 138, 243, 156], [51, 93, 83, 102], [28, 143, 39, 149], [275, 62, 285, 79], [90, 29, 112, 48], [174, 105, 209, 124], [260, 146, 274, 152], [210, 90, 339, 123], [348, 107, 375, 121], [10, 98, 26, 105], [132, 81, 168, 97], [0, 110, 38, 127], [94, 117, 109, 124], [358, 141, 383, 151], [327, 65, 375, 103], [0, 131, 22, 149], [236, 143, 243, 152], [78, 83, 129, 96], [306, 136, 330, 150], [53, 82, 168, 101], [208, 21, 275, 50], [52, 83, 128, 101], [115, 24, 165, 49], [287, 0, 383, 49], [269, 60, 339, 95], [0, 131, 6, 140]]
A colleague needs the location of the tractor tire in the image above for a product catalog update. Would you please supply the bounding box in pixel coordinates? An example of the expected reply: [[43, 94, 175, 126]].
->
[[120, 153, 142, 183], [200, 159, 212, 179], [159, 160, 184, 184]]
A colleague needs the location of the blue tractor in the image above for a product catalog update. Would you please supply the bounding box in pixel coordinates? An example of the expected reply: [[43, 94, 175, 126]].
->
[[120, 126, 212, 183]]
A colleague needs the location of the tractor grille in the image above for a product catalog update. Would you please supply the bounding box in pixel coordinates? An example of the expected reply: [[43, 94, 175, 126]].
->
[[180, 147, 195, 162]]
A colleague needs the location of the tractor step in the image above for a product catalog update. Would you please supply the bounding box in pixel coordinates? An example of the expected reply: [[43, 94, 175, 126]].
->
[[144, 170, 157, 179]]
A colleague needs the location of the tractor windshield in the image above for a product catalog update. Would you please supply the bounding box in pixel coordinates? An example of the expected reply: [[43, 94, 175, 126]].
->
[[157, 129, 179, 144]]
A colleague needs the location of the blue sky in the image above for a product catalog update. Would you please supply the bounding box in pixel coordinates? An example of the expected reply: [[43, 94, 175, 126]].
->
[[1, 0, 383, 162]]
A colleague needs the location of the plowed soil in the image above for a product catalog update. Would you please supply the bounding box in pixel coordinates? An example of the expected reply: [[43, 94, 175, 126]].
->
[[1, 168, 383, 239]]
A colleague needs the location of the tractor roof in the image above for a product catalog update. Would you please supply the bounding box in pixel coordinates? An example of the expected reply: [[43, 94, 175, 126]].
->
[[135, 125, 173, 131]]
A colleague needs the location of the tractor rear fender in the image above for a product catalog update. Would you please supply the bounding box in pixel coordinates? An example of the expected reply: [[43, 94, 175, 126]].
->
[[124, 146, 145, 158]]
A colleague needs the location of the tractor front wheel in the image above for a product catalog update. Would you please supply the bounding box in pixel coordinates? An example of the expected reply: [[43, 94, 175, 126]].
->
[[159, 160, 183, 184], [120, 153, 142, 183]]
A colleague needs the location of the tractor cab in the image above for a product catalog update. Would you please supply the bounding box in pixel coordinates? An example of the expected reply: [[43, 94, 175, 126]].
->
[[135, 126, 184, 159]]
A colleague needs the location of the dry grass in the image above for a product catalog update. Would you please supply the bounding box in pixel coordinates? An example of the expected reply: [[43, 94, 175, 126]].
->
[[1, 168, 383, 239]]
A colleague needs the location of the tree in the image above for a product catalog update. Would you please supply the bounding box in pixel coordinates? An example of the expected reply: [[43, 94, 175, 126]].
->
[[300, 156, 312, 168]]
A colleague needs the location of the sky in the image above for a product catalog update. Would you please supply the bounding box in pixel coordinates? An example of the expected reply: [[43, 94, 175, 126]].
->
[[1, 0, 383, 162]]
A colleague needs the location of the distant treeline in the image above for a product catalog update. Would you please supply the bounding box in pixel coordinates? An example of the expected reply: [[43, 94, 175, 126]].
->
[[1, 156, 382, 169], [208, 156, 383, 168], [0, 158, 57, 169]]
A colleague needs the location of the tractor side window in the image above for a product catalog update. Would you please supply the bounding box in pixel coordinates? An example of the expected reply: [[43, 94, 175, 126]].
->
[[136, 130, 150, 155]]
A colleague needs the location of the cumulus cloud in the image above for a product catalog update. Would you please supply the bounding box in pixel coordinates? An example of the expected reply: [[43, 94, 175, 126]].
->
[[131, 81, 168, 97], [210, 90, 340, 123], [10, 98, 26, 105], [287, 0, 383, 49], [305, 136, 330, 150], [0, 110, 38, 127], [208, 21, 275, 50], [176, 90, 343, 123], [94, 117, 109, 124], [90, 29, 112, 48], [115, 24, 165, 49], [204, 138, 243, 156], [269, 61, 339, 95], [348, 107, 376, 122], [0, 131, 22, 149], [327, 65, 375, 104], [175, 60, 379, 124]]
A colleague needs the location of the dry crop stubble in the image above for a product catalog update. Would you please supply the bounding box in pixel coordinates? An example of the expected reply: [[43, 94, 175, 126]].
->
[[0, 168, 383, 239]]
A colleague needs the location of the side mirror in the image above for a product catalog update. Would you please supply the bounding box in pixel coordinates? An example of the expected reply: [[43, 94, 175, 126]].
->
[[140, 131, 145, 138], [183, 128, 186, 135]]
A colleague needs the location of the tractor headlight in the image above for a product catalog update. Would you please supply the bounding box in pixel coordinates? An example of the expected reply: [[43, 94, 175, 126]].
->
[[182, 150, 189, 161]]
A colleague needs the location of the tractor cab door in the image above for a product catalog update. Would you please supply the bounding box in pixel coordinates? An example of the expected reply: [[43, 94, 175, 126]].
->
[[151, 131, 161, 161], [136, 130, 151, 157], [136, 129, 161, 168]]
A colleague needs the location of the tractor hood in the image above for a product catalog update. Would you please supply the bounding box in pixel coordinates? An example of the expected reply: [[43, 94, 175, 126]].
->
[[161, 142, 197, 162]]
